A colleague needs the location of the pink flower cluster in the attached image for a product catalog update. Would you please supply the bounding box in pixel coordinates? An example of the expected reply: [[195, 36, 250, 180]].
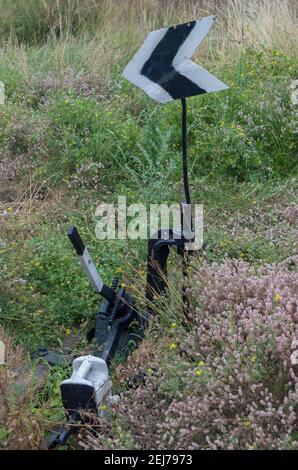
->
[[158, 256, 298, 449], [30, 66, 105, 103], [80, 256, 298, 450]]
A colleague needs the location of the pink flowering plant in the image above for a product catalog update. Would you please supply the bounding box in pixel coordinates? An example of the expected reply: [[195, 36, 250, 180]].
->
[[80, 256, 298, 450]]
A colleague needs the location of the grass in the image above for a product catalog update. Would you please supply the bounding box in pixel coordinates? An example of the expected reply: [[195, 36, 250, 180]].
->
[[0, 0, 297, 450]]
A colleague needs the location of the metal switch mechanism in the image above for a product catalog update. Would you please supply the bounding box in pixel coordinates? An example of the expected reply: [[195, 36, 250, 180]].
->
[[42, 226, 139, 448], [66, 225, 139, 364]]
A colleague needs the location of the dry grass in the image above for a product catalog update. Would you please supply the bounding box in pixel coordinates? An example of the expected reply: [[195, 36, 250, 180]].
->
[[64, 0, 298, 76], [0, 1, 297, 86], [0, 327, 46, 449]]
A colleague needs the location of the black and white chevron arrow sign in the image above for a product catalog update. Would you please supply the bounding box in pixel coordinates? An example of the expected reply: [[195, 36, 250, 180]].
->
[[123, 15, 228, 103]]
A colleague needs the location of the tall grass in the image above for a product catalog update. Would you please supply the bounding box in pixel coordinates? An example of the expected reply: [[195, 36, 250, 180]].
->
[[0, 1, 297, 82]]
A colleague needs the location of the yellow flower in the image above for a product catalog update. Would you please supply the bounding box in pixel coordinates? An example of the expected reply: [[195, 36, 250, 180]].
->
[[243, 420, 249, 428], [101, 405, 107, 411], [171, 322, 177, 329], [250, 355, 256, 363], [7, 207, 13, 212], [147, 368, 153, 376], [65, 328, 71, 336], [274, 293, 281, 302], [195, 370, 203, 377], [121, 283, 126, 288], [169, 343, 177, 350], [198, 360, 205, 367]]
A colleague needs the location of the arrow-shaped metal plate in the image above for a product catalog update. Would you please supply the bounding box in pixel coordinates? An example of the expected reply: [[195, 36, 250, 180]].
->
[[123, 15, 228, 103]]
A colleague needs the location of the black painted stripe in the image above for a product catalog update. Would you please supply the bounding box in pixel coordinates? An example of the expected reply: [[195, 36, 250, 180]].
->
[[141, 21, 206, 99], [67, 225, 85, 256]]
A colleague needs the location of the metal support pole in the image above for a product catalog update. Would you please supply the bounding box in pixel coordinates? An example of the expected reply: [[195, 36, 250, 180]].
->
[[181, 98, 191, 318], [181, 97, 191, 206]]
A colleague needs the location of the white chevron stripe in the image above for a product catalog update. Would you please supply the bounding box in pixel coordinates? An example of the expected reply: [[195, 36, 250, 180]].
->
[[123, 27, 172, 103], [176, 59, 229, 93], [173, 16, 215, 65]]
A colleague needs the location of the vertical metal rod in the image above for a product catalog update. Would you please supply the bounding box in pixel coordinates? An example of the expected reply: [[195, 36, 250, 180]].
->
[[181, 97, 191, 206], [181, 98, 191, 320]]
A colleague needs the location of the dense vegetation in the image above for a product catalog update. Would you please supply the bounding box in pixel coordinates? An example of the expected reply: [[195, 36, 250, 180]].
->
[[0, 0, 297, 449]]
